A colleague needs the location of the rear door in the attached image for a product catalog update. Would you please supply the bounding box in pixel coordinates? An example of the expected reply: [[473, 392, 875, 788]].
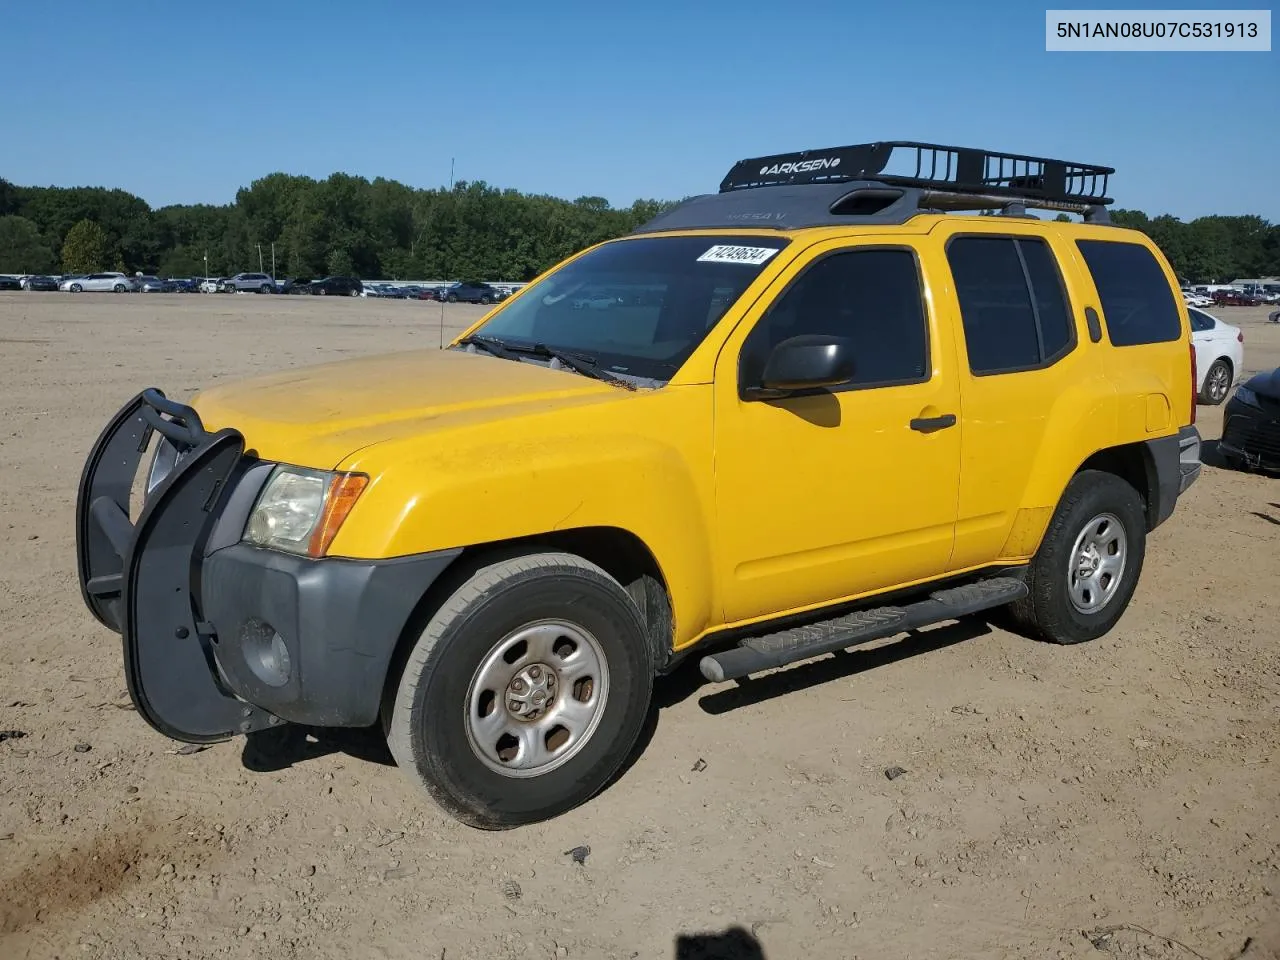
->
[[927, 223, 1095, 570]]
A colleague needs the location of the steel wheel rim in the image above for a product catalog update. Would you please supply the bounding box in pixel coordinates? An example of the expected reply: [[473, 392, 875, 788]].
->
[[463, 619, 610, 779], [1067, 512, 1128, 615], [1208, 364, 1229, 401]]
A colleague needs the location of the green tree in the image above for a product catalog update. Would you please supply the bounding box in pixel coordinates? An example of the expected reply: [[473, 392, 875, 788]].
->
[[61, 218, 108, 273], [0, 215, 57, 272]]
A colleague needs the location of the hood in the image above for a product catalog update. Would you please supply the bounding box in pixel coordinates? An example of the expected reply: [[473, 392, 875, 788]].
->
[[1242, 367, 1280, 400], [192, 347, 621, 468]]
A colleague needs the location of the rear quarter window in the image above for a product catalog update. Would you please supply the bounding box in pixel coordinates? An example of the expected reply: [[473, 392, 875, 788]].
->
[[1076, 239, 1181, 346]]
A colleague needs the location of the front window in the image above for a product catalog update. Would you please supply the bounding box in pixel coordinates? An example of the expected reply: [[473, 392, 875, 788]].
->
[[462, 234, 791, 382]]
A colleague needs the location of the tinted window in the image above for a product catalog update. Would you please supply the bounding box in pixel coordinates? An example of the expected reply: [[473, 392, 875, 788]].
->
[[1076, 240, 1181, 346], [947, 236, 1076, 374], [739, 248, 928, 389], [1188, 309, 1214, 332]]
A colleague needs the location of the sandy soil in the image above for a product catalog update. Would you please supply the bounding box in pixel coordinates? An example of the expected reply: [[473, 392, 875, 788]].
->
[[1, 292, 1277, 960]]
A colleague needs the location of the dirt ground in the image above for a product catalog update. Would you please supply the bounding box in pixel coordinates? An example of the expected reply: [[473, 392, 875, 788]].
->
[[1, 292, 1277, 960]]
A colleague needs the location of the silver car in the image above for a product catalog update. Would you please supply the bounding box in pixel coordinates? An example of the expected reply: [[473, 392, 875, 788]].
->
[[59, 272, 137, 293], [223, 272, 277, 293]]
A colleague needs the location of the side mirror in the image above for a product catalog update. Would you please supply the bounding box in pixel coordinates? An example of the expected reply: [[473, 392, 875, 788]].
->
[[744, 334, 855, 400]]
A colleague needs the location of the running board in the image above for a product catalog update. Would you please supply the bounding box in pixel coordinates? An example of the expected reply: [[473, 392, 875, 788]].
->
[[698, 577, 1028, 683]]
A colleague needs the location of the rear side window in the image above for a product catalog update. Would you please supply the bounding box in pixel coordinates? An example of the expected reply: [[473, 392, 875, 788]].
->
[[1076, 239, 1181, 346], [1188, 309, 1214, 332], [946, 236, 1076, 375]]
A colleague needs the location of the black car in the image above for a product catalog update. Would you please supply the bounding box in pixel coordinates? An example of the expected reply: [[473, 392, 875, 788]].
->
[[310, 276, 363, 297], [1220, 368, 1280, 473], [24, 275, 60, 291], [444, 281, 499, 304], [0, 275, 21, 291], [277, 277, 311, 295]]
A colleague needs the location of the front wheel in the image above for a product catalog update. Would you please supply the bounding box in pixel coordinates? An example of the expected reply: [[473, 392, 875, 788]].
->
[[70, 283, 82, 293], [386, 551, 654, 829], [1006, 470, 1147, 645], [447, 294, 458, 303], [350, 288, 360, 297], [259, 284, 272, 294], [113, 283, 127, 293]]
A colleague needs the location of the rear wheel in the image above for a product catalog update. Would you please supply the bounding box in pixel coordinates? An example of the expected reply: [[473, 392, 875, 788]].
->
[[259, 283, 272, 294], [70, 283, 82, 293], [447, 294, 458, 303], [1006, 470, 1147, 645], [386, 551, 654, 829], [1199, 359, 1232, 405], [113, 283, 127, 293]]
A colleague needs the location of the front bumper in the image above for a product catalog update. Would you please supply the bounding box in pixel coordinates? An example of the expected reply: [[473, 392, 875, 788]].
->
[[75, 388, 460, 742], [1220, 397, 1280, 471]]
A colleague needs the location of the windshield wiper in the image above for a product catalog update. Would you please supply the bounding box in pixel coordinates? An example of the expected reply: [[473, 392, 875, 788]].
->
[[461, 336, 634, 389], [456, 335, 520, 361]]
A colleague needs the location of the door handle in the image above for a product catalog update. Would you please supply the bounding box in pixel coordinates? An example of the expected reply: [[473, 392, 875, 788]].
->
[[910, 413, 957, 433]]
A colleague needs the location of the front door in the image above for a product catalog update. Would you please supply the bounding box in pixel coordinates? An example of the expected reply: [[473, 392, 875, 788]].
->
[[713, 239, 963, 625]]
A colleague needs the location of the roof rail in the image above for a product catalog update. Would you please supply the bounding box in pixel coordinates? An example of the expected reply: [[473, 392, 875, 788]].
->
[[719, 140, 1114, 211]]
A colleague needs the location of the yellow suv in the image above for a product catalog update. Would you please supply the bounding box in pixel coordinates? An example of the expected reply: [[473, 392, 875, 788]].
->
[[76, 141, 1202, 828]]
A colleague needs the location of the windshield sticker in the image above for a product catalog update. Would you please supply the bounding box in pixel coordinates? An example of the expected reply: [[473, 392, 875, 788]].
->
[[696, 244, 780, 266]]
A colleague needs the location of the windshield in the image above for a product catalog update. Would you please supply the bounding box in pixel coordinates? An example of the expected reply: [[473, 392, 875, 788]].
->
[[464, 234, 791, 382]]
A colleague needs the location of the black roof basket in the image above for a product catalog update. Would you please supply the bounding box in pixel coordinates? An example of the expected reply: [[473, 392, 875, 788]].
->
[[719, 140, 1114, 211]]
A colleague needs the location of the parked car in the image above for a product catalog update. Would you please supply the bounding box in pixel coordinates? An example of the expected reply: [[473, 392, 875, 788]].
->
[[1182, 291, 1213, 308], [23, 275, 60, 291], [278, 277, 313, 295], [60, 273, 136, 292], [74, 139, 1203, 830], [444, 281, 499, 304], [1188, 307, 1244, 405], [0, 275, 21, 291], [309, 276, 363, 296], [138, 276, 174, 293], [1212, 290, 1261, 306], [1220, 368, 1280, 472], [222, 272, 277, 294], [169, 278, 201, 293]]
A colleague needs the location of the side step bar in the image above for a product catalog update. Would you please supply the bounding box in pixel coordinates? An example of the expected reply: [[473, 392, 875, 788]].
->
[[699, 577, 1028, 683]]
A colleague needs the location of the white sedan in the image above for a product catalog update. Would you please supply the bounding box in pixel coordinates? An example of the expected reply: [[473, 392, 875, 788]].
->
[[1183, 292, 1214, 308], [1189, 306, 1244, 405]]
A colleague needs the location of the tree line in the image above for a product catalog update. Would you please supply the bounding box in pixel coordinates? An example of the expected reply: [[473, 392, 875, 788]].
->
[[0, 171, 1277, 283]]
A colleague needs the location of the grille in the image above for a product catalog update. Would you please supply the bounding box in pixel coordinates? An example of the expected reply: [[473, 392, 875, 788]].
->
[[1224, 413, 1280, 459]]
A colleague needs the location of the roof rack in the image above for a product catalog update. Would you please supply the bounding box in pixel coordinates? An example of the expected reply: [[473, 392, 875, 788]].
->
[[719, 140, 1114, 209], [631, 141, 1116, 235]]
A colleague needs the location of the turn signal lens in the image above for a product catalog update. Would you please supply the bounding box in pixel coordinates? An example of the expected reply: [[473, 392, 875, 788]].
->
[[309, 473, 368, 557]]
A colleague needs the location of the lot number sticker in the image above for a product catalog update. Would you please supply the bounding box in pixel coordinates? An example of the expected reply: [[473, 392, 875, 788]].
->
[[696, 244, 780, 266]]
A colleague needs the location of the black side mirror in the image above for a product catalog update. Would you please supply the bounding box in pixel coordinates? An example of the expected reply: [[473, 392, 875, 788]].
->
[[743, 334, 855, 400]]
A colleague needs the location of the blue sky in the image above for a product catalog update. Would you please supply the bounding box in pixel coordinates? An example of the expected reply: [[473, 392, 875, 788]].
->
[[1, 0, 1276, 220]]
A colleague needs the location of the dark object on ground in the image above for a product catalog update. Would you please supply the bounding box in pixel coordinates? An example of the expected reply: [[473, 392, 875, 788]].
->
[[565, 845, 590, 865], [885, 765, 908, 780]]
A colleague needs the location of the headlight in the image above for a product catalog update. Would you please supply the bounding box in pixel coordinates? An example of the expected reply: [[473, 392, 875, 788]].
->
[[243, 465, 367, 557], [1233, 386, 1260, 408]]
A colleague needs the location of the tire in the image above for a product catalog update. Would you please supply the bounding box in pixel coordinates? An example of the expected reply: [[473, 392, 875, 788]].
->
[[481, 296, 492, 305], [1006, 470, 1147, 645], [447, 294, 458, 303], [350, 288, 360, 297], [113, 283, 127, 293], [1199, 358, 1232, 405], [70, 283, 82, 293], [259, 284, 272, 294], [318, 288, 327, 296], [386, 551, 654, 829]]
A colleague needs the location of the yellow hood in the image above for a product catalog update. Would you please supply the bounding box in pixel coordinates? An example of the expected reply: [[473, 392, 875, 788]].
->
[[192, 347, 620, 468]]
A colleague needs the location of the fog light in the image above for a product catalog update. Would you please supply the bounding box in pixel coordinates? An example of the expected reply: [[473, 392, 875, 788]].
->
[[241, 618, 292, 688]]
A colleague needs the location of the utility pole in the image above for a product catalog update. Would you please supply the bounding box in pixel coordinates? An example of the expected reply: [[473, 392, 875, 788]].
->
[[449, 157, 454, 191], [257, 244, 263, 272], [271, 243, 276, 280], [203, 251, 208, 282]]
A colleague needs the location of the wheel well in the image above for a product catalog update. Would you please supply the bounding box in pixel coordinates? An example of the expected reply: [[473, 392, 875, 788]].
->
[[1077, 443, 1157, 529], [379, 527, 676, 722]]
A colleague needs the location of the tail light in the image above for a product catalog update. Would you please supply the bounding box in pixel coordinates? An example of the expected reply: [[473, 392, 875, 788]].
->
[[1238, 330, 1244, 342], [1189, 342, 1197, 425]]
